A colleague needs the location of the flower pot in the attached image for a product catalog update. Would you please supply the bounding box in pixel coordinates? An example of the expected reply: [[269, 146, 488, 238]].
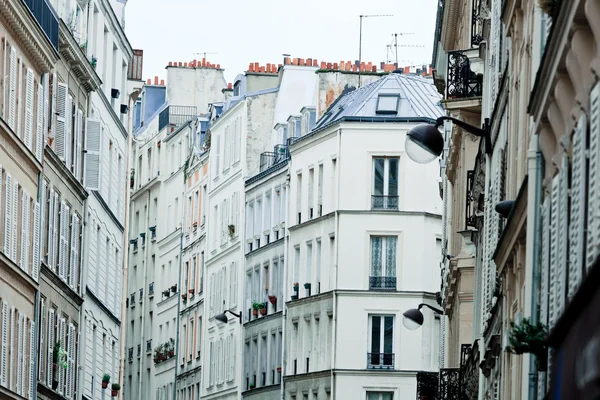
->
[[52, 379, 59, 390], [168, 350, 174, 357], [102, 381, 109, 389], [268, 296, 277, 305], [277, 366, 282, 373], [291, 295, 298, 300], [252, 309, 258, 316], [304, 283, 311, 289], [189, 289, 195, 294], [111, 389, 118, 397], [259, 308, 267, 316]]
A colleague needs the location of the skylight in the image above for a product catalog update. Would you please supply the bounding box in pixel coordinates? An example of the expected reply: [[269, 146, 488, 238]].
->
[[376, 95, 400, 114]]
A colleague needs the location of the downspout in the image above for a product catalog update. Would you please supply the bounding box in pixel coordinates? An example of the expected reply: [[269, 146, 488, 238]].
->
[[172, 228, 184, 399], [331, 128, 342, 399], [136, 190, 151, 400], [527, 136, 543, 400], [281, 174, 290, 400]]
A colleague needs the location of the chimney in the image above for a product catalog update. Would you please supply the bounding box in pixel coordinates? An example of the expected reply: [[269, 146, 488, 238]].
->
[[160, 79, 165, 85], [154, 76, 158, 85]]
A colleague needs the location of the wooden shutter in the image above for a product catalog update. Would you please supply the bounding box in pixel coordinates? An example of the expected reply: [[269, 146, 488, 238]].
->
[[549, 174, 560, 329], [8, 307, 14, 389], [28, 319, 35, 398], [69, 215, 80, 291], [111, 147, 118, 210], [568, 114, 587, 300], [24, 69, 34, 149], [588, 82, 600, 272], [20, 192, 30, 271], [84, 119, 101, 190], [58, 202, 68, 280], [75, 109, 83, 179], [58, 318, 65, 394], [47, 308, 54, 387], [47, 187, 55, 269], [8, 47, 16, 129], [87, 224, 97, 295], [4, 173, 12, 257], [38, 298, 45, 381], [12, 180, 18, 262], [65, 96, 73, 169], [32, 202, 40, 281], [16, 312, 22, 395], [55, 83, 68, 161], [0, 301, 8, 386], [232, 261, 237, 307], [36, 82, 45, 161], [66, 323, 75, 398]]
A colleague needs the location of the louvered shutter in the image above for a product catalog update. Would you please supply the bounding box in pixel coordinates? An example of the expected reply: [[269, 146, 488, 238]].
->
[[115, 252, 122, 313], [58, 318, 65, 394], [4, 173, 12, 256], [8, 307, 14, 389], [210, 274, 214, 316], [40, 181, 47, 265], [65, 96, 73, 168], [36, 83, 45, 161], [87, 223, 97, 294], [568, 114, 587, 301], [75, 109, 83, 179], [38, 298, 45, 381], [55, 83, 67, 160], [16, 312, 22, 395], [46, 308, 54, 387], [32, 202, 40, 281], [21, 316, 26, 395], [53, 192, 59, 270], [232, 261, 237, 307], [588, 82, 600, 272], [20, 192, 30, 271], [24, 69, 34, 149], [556, 157, 569, 318], [84, 119, 101, 190], [12, 180, 18, 262], [549, 174, 560, 328], [69, 215, 80, 291], [47, 187, 55, 269], [8, 47, 16, 129], [107, 242, 116, 312], [58, 202, 67, 280], [66, 324, 75, 398], [111, 147, 118, 210], [28, 319, 35, 398], [0, 301, 8, 386]]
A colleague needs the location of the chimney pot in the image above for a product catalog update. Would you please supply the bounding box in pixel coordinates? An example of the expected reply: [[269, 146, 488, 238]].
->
[[217, 64, 221, 69], [184, 62, 188, 67], [154, 76, 158, 85], [284, 57, 291, 65], [313, 59, 318, 66], [160, 79, 165, 85], [168, 61, 173, 67], [278, 63, 283, 69], [307, 58, 312, 65], [266, 63, 271, 71], [178, 62, 183, 67], [327, 62, 332, 69], [249, 63, 254, 72], [299, 58, 305, 66], [320, 61, 326, 69], [202, 58, 206, 67], [228, 82, 233, 89], [259, 66, 265, 72], [146, 78, 151, 84], [333, 63, 338, 70], [372, 66, 377, 72]]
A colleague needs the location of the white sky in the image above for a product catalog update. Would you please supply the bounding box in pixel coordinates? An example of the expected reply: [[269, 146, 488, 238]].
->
[[124, 0, 438, 84]]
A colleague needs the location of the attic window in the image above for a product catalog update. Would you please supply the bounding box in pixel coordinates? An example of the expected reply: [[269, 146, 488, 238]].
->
[[376, 95, 400, 114]]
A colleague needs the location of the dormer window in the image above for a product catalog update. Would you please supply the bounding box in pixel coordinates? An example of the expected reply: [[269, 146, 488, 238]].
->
[[375, 95, 400, 114], [233, 81, 242, 96]]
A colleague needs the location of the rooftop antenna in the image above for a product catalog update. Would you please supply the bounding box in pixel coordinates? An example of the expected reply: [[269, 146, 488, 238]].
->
[[193, 51, 218, 59], [391, 32, 415, 66], [359, 14, 393, 86]]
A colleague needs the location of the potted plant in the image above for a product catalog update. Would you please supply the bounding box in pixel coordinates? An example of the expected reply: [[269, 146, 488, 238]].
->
[[162, 289, 170, 297], [102, 374, 110, 389], [167, 338, 175, 357], [259, 302, 267, 316], [189, 288, 195, 295], [252, 302, 261, 316], [171, 284, 177, 293], [304, 283, 311, 290], [291, 295, 298, 301], [111, 383, 121, 397], [249, 382, 255, 389], [276, 366, 282, 373], [506, 318, 548, 371], [293, 282, 299, 292], [91, 56, 97, 68], [228, 224, 235, 238], [182, 293, 187, 301], [268, 295, 277, 305]]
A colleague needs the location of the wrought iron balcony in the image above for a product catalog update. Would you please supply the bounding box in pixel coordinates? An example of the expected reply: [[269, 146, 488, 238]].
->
[[149, 282, 154, 296], [369, 276, 397, 291], [416, 371, 439, 400], [446, 51, 483, 99], [128, 347, 133, 362], [465, 170, 477, 228], [371, 195, 398, 210], [471, 0, 484, 47], [146, 339, 152, 353], [367, 353, 394, 369], [137, 344, 141, 357], [159, 105, 198, 132], [259, 144, 289, 172], [439, 368, 462, 399], [23, 0, 59, 51]]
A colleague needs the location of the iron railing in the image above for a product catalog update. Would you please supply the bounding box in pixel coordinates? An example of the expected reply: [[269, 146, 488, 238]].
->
[[259, 144, 289, 172], [128, 347, 133, 362], [130, 293, 135, 306], [446, 51, 483, 99], [371, 195, 399, 210], [466, 170, 476, 228], [416, 371, 439, 400], [158, 105, 197, 132], [149, 282, 154, 296], [22, 0, 59, 51], [439, 368, 461, 400], [369, 276, 397, 290], [146, 339, 152, 353], [367, 353, 394, 369], [137, 344, 141, 357], [471, 0, 484, 47]]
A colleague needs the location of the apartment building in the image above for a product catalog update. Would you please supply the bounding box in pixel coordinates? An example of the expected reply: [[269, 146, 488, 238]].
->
[[284, 71, 443, 400], [0, 0, 59, 398]]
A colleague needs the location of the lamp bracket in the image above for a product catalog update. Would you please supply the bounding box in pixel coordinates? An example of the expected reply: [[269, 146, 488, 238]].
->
[[436, 116, 491, 155], [418, 303, 444, 315]]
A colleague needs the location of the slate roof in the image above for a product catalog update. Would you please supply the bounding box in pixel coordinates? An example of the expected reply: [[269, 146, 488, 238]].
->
[[315, 72, 444, 130]]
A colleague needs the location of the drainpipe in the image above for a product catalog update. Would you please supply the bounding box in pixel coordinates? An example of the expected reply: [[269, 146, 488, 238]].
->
[[331, 128, 342, 399], [136, 190, 151, 400], [172, 203, 185, 398], [281, 175, 290, 400], [527, 136, 544, 400]]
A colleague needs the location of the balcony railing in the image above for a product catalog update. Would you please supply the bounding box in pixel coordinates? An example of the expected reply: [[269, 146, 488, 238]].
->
[[446, 51, 483, 99], [149, 282, 154, 296], [259, 144, 289, 172], [146, 339, 152, 353], [416, 371, 439, 400], [137, 344, 141, 357], [465, 170, 476, 228], [471, 0, 484, 47], [22, 0, 59, 51], [367, 352, 394, 369], [128, 348, 133, 362], [439, 368, 461, 399], [159, 105, 198, 132], [371, 195, 399, 210], [369, 276, 397, 290]]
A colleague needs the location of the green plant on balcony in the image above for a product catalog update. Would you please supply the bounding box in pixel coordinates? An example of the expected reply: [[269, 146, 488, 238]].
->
[[506, 318, 548, 370], [90, 56, 97, 69], [252, 301, 262, 316], [111, 383, 121, 397], [102, 373, 110, 389]]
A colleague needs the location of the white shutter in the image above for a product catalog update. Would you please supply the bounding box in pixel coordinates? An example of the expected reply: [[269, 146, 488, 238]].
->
[[20, 192, 30, 271], [58, 318, 66, 394], [84, 119, 101, 190], [47, 187, 55, 269], [588, 82, 600, 272], [111, 147, 118, 210], [65, 95, 73, 168], [0, 301, 8, 386], [568, 114, 587, 301], [32, 202, 40, 281], [12, 180, 18, 262], [8, 47, 16, 129], [24, 69, 34, 149], [4, 173, 12, 256], [75, 109, 83, 179], [28, 319, 35, 398], [16, 312, 22, 395], [38, 298, 45, 381], [210, 273, 214, 315], [87, 223, 97, 294], [556, 157, 569, 317], [548, 174, 560, 329], [55, 83, 67, 161], [66, 324, 75, 399], [8, 307, 14, 389], [232, 261, 237, 307], [47, 308, 54, 387], [36, 82, 45, 161], [69, 215, 80, 291], [40, 181, 47, 266], [58, 202, 68, 280]]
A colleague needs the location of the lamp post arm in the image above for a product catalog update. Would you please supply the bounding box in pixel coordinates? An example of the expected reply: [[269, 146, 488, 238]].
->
[[225, 310, 242, 323], [435, 116, 492, 154], [417, 303, 444, 315]]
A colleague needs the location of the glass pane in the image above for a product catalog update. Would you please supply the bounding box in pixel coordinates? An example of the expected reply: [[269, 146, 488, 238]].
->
[[371, 316, 381, 354], [383, 316, 393, 354], [388, 158, 398, 196], [373, 158, 385, 195], [382, 394, 393, 400], [371, 237, 382, 276], [377, 95, 399, 112], [385, 237, 397, 277]]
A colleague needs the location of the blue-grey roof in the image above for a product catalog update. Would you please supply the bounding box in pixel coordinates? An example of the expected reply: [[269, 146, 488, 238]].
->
[[315, 73, 444, 129]]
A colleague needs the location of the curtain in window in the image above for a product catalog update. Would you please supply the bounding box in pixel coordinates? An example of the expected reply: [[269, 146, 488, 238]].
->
[[385, 237, 397, 277], [371, 237, 382, 276]]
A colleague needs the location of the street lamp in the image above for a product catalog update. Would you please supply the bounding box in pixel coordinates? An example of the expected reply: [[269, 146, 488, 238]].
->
[[405, 116, 491, 164], [215, 310, 242, 324], [402, 303, 444, 330]]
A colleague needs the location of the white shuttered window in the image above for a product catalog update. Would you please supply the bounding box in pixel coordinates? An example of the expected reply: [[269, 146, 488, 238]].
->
[[84, 119, 102, 190]]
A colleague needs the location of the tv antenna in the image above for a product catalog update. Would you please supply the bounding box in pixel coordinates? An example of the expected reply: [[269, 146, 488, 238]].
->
[[194, 51, 218, 59], [358, 14, 393, 86], [388, 33, 418, 65]]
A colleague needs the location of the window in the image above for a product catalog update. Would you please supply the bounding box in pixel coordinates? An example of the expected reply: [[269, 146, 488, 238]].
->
[[296, 173, 302, 224], [375, 94, 399, 114], [368, 315, 394, 369], [308, 168, 314, 218], [317, 164, 323, 215], [367, 392, 393, 400], [370, 236, 397, 290], [372, 157, 399, 209], [306, 242, 312, 296]]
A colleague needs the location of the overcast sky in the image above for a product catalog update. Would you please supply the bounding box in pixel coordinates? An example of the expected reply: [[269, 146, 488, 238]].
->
[[124, 0, 438, 83]]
